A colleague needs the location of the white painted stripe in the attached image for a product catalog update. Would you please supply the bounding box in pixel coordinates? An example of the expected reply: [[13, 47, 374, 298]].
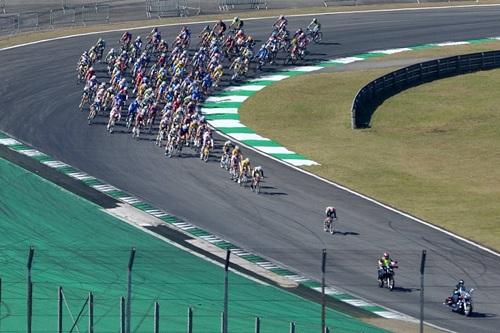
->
[[285, 275, 310, 282], [43, 160, 69, 168], [18, 149, 44, 157], [283, 159, 320, 166], [145, 209, 163, 214], [67, 172, 94, 180], [173, 222, 196, 230], [312, 286, 343, 295], [257, 262, 279, 269], [249, 74, 290, 82], [254, 146, 295, 154], [286, 66, 324, 72], [228, 133, 271, 141], [370, 47, 412, 54], [207, 119, 245, 128], [120, 196, 141, 204], [225, 85, 267, 92], [234, 251, 252, 257], [201, 107, 239, 115], [172, 222, 191, 227], [434, 41, 470, 46], [329, 56, 364, 64], [92, 184, 118, 192], [0, 138, 21, 145], [344, 299, 372, 307], [205, 95, 248, 103]]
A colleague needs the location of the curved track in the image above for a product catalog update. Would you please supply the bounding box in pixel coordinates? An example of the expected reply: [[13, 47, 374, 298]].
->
[[1, 6, 500, 332]]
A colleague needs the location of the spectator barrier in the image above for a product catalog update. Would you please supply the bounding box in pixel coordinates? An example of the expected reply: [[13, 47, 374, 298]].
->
[[218, 0, 268, 11], [351, 50, 500, 129]]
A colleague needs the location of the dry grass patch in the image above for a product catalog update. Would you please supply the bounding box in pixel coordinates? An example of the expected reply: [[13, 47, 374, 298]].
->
[[240, 67, 500, 251]]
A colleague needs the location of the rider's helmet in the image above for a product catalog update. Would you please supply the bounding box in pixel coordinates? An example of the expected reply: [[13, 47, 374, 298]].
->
[[457, 280, 465, 287], [234, 16, 239, 21], [234, 145, 240, 152], [313, 18, 318, 23], [244, 158, 250, 163], [383, 252, 389, 259], [296, 28, 303, 34], [225, 140, 231, 146], [279, 15, 284, 20], [136, 36, 141, 41]]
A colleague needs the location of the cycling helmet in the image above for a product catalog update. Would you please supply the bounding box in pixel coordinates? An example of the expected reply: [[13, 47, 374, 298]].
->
[[225, 140, 231, 145], [235, 145, 240, 151], [313, 18, 318, 23], [234, 16, 239, 21], [244, 158, 250, 163], [458, 280, 465, 286], [279, 15, 284, 20], [136, 36, 141, 41], [383, 252, 389, 259]]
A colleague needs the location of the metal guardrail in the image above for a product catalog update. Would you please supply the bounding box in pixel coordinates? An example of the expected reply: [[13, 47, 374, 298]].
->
[[218, 0, 268, 11], [350, 50, 500, 129]]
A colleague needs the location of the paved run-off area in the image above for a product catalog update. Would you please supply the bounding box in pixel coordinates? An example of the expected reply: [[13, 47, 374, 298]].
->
[[0, 157, 387, 333]]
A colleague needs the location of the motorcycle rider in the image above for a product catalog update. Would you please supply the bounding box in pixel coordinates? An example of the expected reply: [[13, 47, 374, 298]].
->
[[449, 280, 467, 308], [378, 252, 395, 280]]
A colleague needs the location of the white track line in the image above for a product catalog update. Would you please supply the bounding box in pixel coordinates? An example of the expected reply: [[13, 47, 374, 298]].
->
[[2, 3, 500, 53]]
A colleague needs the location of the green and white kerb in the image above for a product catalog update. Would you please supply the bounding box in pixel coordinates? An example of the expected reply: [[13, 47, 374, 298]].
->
[[201, 36, 500, 167]]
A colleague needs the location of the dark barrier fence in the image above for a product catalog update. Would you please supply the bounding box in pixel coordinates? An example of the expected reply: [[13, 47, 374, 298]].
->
[[351, 50, 500, 129]]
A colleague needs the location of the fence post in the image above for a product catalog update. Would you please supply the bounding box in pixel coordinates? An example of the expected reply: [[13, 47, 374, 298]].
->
[[187, 307, 193, 333], [290, 321, 295, 333], [419, 250, 427, 333], [255, 316, 260, 333], [126, 247, 136, 333], [222, 250, 231, 333], [58, 287, 63, 333], [27, 246, 34, 333], [88, 292, 94, 333], [154, 302, 159, 333], [321, 249, 327, 333], [0, 277, 2, 332], [120, 297, 126, 333]]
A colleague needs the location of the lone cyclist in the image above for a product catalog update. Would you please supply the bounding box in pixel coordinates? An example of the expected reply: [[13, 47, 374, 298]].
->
[[308, 18, 321, 33]]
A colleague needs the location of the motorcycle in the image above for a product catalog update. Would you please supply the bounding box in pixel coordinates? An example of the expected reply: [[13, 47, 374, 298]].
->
[[444, 289, 474, 316], [378, 262, 398, 291]]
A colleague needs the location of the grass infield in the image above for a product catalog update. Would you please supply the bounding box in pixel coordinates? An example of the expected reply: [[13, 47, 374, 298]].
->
[[240, 45, 500, 252]]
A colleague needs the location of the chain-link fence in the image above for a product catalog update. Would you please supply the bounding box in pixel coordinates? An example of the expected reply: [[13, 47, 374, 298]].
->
[[0, 247, 338, 333]]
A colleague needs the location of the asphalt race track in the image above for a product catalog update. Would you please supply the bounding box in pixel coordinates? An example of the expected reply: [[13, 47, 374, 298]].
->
[[1, 6, 500, 332]]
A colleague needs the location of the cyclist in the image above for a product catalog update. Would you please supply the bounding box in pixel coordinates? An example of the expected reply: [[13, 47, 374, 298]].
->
[[274, 15, 288, 30], [239, 157, 251, 184], [251, 165, 264, 191], [324, 206, 337, 232], [307, 18, 321, 34], [230, 16, 244, 31], [213, 20, 227, 37]]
